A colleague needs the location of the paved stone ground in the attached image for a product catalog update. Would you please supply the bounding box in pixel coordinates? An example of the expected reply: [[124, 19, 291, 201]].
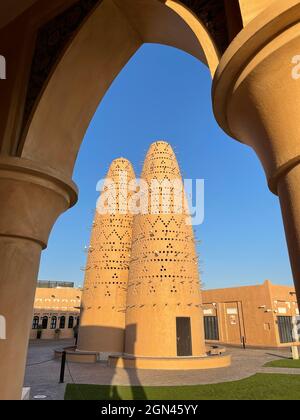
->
[[259, 367, 300, 375], [24, 340, 299, 400]]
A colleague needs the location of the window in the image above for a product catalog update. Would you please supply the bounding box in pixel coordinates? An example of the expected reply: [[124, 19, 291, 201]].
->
[[68, 316, 74, 329], [50, 316, 57, 330], [59, 316, 66, 329], [42, 316, 48, 330], [277, 316, 295, 343], [204, 316, 220, 341], [32, 316, 39, 330]]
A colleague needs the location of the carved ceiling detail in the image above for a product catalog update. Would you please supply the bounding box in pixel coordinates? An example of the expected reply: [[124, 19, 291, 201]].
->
[[23, 0, 102, 130]]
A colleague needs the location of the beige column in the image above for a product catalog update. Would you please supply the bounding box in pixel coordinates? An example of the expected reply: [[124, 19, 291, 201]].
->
[[0, 157, 77, 400], [213, 0, 300, 307], [277, 166, 300, 301]]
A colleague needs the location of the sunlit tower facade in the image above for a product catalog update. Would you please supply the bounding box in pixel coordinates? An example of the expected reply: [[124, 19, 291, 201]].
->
[[124, 141, 206, 362], [78, 158, 135, 355]]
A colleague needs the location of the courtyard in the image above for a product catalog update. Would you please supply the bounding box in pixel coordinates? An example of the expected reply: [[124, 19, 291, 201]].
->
[[24, 340, 300, 400]]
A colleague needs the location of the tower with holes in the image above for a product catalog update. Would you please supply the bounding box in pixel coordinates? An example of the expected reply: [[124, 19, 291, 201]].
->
[[124, 141, 206, 360], [78, 158, 135, 355]]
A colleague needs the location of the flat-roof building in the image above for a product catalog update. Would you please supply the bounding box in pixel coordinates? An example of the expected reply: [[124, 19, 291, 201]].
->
[[202, 280, 299, 348], [30, 286, 82, 340]]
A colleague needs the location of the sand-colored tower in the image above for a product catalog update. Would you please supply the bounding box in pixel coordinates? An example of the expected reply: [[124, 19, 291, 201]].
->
[[124, 141, 206, 365], [78, 158, 135, 355]]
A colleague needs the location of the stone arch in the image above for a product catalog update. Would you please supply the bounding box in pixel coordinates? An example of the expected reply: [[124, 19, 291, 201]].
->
[[20, 0, 219, 179]]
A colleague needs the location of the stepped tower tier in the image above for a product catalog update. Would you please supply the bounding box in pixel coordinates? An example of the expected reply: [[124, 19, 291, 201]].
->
[[78, 158, 135, 355], [124, 141, 206, 361]]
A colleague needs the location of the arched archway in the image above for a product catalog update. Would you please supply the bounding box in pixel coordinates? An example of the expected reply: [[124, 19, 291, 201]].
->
[[0, 0, 221, 400], [0, 0, 299, 402], [68, 316, 74, 329], [20, 0, 219, 179], [50, 316, 58, 330]]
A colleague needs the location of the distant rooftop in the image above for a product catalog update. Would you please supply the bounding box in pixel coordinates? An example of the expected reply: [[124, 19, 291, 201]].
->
[[37, 281, 75, 289]]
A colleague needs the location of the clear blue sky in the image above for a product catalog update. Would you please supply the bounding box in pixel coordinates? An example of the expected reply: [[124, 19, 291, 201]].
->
[[38, 44, 293, 290]]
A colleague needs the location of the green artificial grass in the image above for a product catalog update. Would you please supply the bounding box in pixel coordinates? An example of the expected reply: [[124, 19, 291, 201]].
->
[[264, 359, 300, 369], [65, 373, 300, 400]]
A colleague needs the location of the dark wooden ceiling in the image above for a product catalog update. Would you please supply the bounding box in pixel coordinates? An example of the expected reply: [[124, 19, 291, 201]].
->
[[179, 0, 230, 53]]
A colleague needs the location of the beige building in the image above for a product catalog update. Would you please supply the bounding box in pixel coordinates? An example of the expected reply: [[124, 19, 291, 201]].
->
[[30, 282, 82, 340], [203, 280, 300, 348], [31, 279, 299, 350]]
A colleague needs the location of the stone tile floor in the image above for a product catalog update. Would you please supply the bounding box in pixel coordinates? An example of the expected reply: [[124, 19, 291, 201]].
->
[[24, 340, 299, 400]]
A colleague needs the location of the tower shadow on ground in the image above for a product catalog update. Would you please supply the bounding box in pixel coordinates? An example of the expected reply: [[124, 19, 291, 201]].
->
[[123, 324, 147, 401], [74, 325, 147, 400]]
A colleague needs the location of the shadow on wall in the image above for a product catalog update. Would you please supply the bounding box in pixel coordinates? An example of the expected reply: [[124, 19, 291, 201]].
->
[[77, 325, 125, 354], [123, 324, 147, 401], [76, 324, 147, 400]]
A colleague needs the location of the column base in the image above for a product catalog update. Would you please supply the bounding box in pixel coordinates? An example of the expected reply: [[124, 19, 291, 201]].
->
[[21, 388, 31, 401], [108, 353, 231, 370]]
